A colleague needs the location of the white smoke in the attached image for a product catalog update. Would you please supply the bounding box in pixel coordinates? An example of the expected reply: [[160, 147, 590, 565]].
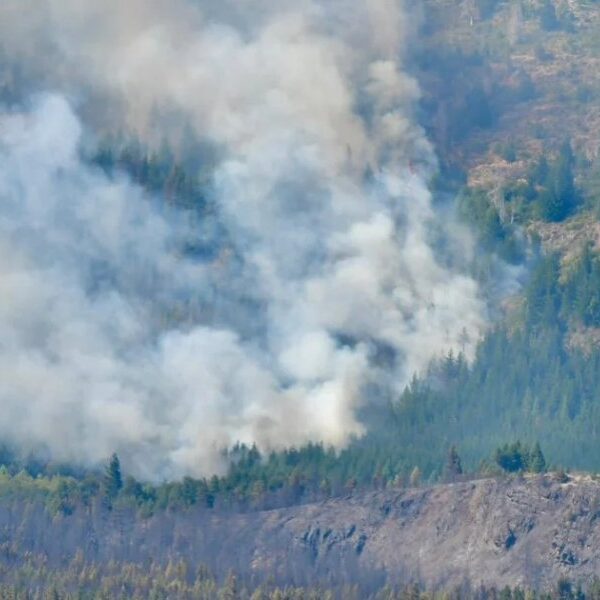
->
[[0, 0, 487, 479]]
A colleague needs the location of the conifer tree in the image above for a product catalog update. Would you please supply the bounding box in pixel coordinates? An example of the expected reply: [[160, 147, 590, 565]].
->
[[529, 442, 547, 474], [104, 453, 123, 499], [446, 446, 463, 481]]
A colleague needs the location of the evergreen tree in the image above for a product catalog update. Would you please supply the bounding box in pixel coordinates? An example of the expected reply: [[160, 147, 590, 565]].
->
[[538, 143, 577, 222], [568, 243, 600, 327], [445, 446, 463, 481], [494, 442, 527, 473], [525, 253, 561, 326], [104, 453, 123, 499], [528, 443, 547, 473]]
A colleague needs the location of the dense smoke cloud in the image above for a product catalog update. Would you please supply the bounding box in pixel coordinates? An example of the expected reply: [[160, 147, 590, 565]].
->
[[0, 0, 486, 479]]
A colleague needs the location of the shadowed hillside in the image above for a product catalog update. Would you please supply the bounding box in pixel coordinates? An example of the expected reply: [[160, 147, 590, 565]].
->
[[1, 474, 600, 592]]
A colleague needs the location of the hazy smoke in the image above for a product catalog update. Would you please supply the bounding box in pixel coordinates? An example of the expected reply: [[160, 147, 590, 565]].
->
[[0, 0, 486, 479]]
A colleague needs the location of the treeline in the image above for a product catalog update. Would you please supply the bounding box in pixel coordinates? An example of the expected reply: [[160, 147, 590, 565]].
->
[[0, 445, 420, 518], [0, 556, 596, 600], [0, 438, 549, 519]]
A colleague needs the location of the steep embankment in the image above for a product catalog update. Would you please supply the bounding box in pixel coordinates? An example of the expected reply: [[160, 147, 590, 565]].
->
[[3, 474, 600, 589]]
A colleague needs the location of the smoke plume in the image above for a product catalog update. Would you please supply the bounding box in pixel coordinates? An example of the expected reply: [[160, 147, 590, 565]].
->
[[0, 0, 486, 479]]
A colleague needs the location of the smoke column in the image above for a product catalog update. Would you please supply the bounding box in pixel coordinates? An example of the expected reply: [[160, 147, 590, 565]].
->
[[0, 0, 486, 479]]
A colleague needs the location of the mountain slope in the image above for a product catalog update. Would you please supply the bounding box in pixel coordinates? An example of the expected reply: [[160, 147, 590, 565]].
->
[[3, 474, 600, 590]]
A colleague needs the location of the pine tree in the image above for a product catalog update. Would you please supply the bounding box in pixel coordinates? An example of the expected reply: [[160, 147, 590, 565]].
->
[[494, 442, 527, 473], [104, 453, 123, 499], [525, 253, 561, 326], [528, 442, 547, 473], [538, 142, 577, 222], [446, 446, 463, 481]]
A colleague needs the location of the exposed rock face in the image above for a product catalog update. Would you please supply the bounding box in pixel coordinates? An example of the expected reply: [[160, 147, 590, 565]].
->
[[2, 474, 600, 589], [245, 474, 600, 588]]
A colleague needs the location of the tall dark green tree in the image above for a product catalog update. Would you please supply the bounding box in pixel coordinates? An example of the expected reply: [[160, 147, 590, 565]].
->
[[538, 143, 577, 222], [104, 453, 123, 499], [529, 443, 547, 473], [525, 253, 561, 326], [445, 446, 463, 481], [565, 243, 600, 326]]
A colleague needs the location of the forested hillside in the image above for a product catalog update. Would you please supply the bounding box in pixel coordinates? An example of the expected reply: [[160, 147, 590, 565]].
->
[[13, 3, 599, 493], [0, 475, 600, 597], [1, 0, 600, 508], [2, 0, 600, 595]]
